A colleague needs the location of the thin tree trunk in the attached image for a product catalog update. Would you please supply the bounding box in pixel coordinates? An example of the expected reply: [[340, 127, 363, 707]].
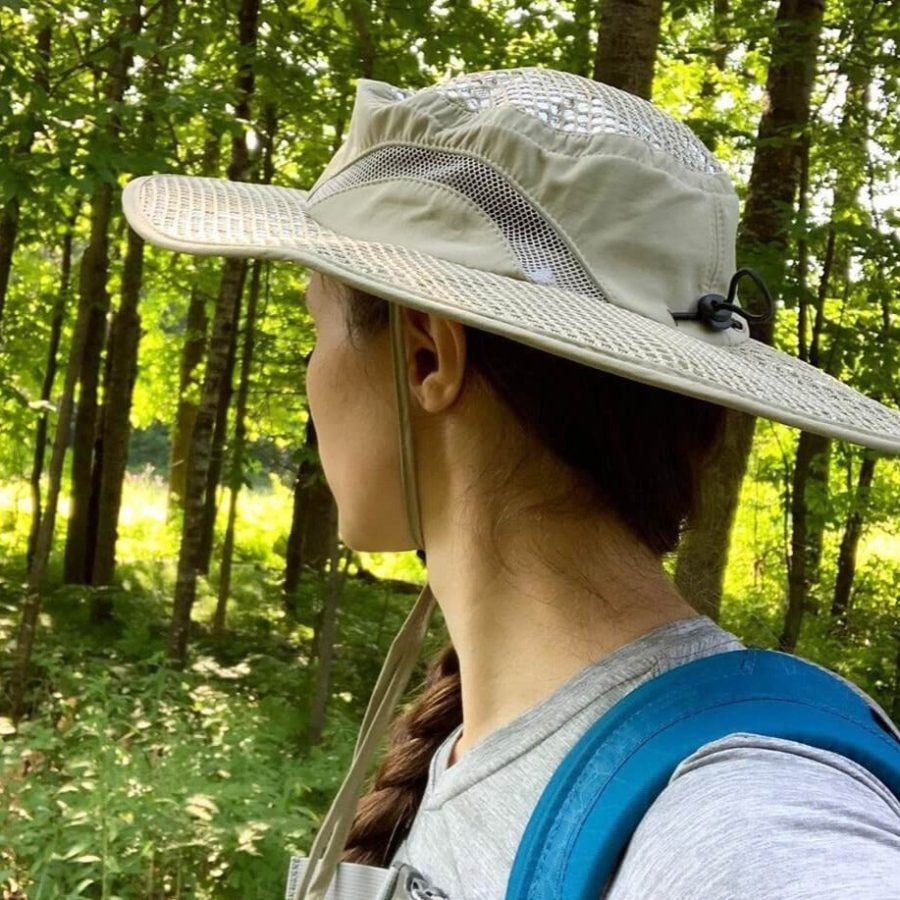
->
[[89, 227, 145, 598], [780, 429, 830, 650], [168, 0, 259, 666], [63, 183, 113, 585], [10, 251, 95, 718], [674, 0, 826, 621], [212, 259, 263, 636], [282, 415, 337, 611], [92, 0, 178, 601], [592, 0, 663, 99], [283, 446, 310, 612], [781, 38, 873, 645], [568, 0, 595, 78], [171, 260, 247, 661], [212, 105, 277, 635], [168, 132, 222, 516], [27, 205, 77, 570], [780, 133, 825, 650], [694, 0, 733, 151], [347, 0, 376, 79], [0, 23, 51, 334], [168, 282, 210, 514], [63, 3, 143, 584], [830, 451, 877, 628], [308, 543, 352, 746], [196, 299, 241, 575]]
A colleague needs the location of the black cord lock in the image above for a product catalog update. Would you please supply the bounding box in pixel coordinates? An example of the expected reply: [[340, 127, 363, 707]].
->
[[671, 268, 774, 332]]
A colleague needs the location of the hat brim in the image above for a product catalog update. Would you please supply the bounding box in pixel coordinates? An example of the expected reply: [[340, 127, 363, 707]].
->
[[123, 174, 900, 454]]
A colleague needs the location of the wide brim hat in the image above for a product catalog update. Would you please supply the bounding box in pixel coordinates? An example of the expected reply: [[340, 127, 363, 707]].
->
[[123, 68, 900, 453]]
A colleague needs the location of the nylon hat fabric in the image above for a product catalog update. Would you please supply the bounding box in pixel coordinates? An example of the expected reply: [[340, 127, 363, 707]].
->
[[122, 67, 900, 453]]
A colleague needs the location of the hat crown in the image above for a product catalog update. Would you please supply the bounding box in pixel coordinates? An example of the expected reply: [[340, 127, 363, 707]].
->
[[306, 66, 745, 347], [413, 68, 724, 176]]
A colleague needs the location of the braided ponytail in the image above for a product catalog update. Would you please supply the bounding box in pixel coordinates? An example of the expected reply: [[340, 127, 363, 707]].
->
[[342, 642, 461, 866]]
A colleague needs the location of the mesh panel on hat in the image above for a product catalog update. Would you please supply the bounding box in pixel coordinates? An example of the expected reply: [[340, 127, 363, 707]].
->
[[308, 145, 606, 301], [412, 68, 723, 176]]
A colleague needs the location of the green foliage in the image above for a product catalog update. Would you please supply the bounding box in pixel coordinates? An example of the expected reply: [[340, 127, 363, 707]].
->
[[0, 478, 429, 898], [1, 648, 313, 897]]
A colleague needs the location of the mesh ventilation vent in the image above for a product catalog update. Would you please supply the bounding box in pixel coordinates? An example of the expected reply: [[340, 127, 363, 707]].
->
[[411, 69, 723, 176], [308, 145, 606, 301]]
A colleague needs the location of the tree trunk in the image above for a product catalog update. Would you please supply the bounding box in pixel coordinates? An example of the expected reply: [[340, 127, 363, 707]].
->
[[212, 258, 264, 636], [674, 406, 756, 619], [779, 133, 822, 650], [63, 184, 113, 585], [283, 452, 309, 611], [168, 131, 222, 516], [196, 297, 241, 575], [780, 429, 830, 651], [781, 36, 873, 645], [63, 3, 143, 585], [27, 205, 77, 571], [89, 228, 145, 600], [0, 22, 51, 334], [694, 0, 733, 151], [168, 0, 259, 666], [283, 412, 340, 613], [212, 105, 277, 636], [168, 281, 210, 514], [674, 0, 826, 621], [10, 241, 95, 718], [592, 0, 663, 99], [91, 0, 178, 603], [308, 542, 352, 747], [568, 0, 595, 78], [171, 259, 247, 662], [830, 451, 877, 628]]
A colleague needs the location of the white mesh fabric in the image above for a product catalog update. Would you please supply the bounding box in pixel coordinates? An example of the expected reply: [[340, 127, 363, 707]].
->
[[130, 175, 900, 451], [307, 145, 606, 301], [414, 68, 724, 176]]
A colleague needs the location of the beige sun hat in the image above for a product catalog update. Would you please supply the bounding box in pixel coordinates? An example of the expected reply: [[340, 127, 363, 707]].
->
[[121, 67, 900, 900], [123, 68, 900, 453]]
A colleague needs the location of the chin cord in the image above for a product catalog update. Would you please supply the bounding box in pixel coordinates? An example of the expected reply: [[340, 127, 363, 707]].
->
[[292, 301, 436, 899]]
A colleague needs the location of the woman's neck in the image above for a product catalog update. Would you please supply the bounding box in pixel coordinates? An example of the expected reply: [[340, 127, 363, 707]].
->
[[425, 503, 698, 766]]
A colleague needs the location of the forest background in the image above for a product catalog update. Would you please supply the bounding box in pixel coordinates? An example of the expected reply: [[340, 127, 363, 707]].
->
[[1, 0, 899, 896]]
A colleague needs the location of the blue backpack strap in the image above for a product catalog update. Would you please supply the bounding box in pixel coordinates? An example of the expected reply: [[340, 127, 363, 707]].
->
[[505, 648, 900, 900]]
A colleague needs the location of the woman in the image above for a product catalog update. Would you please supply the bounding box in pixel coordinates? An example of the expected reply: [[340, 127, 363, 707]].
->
[[123, 68, 900, 899]]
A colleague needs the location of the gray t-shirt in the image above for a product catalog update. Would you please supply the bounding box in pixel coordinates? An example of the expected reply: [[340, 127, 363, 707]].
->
[[390, 615, 900, 898]]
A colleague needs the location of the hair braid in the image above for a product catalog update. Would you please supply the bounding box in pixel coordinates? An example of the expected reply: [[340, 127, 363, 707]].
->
[[342, 642, 462, 867]]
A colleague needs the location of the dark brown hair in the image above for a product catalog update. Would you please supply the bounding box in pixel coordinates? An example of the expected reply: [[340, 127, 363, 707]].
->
[[337, 282, 728, 866]]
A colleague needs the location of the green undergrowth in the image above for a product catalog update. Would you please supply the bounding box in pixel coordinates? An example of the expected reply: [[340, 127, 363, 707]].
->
[[0, 571, 439, 899], [0, 476, 436, 898]]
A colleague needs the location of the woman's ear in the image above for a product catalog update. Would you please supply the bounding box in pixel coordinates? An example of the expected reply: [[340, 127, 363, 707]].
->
[[401, 307, 467, 414]]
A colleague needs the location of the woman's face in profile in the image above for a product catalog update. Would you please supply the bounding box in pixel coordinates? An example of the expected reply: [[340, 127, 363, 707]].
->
[[303, 272, 411, 551]]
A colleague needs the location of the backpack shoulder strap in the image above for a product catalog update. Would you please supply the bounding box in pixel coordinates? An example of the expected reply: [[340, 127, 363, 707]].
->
[[505, 648, 900, 900]]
